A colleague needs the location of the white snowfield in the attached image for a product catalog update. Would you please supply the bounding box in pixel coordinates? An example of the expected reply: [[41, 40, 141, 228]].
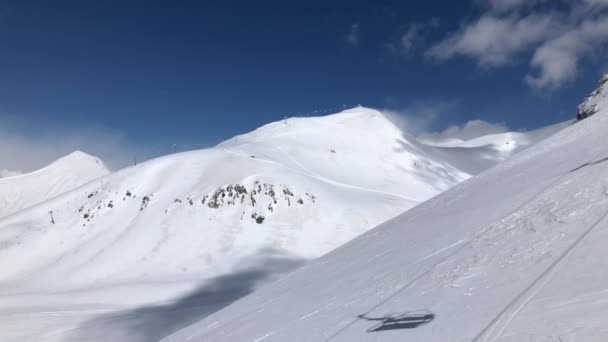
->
[[0, 108, 561, 342], [162, 90, 608, 340], [0, 151, 109, 219]]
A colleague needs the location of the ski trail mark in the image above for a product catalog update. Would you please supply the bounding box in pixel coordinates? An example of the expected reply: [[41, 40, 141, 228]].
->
[[474, 205, 608, 342], [415, 240, 466, 263]]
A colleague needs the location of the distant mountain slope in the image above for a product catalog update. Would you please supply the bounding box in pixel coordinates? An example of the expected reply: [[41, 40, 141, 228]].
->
[[0, 151, 109, 219], [163, 82, 608, 341], [421, 121, 569, 174], [0, 107, 564, 342], [0, 109, 470, 288]]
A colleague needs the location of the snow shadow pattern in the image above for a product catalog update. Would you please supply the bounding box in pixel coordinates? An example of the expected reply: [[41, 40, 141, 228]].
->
[[357, 311, 435, 332], [62, 250, 306, 342]]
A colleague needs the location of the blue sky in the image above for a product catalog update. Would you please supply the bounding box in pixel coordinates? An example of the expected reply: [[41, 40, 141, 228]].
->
[[1, 0, 607, 171]]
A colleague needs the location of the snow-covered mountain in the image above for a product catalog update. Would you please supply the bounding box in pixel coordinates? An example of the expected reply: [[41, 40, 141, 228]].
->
[[161, 81, 608, 341], [420, 121, 569, 174], [0, 151, 109, 219], [0, 107, 562, 342]]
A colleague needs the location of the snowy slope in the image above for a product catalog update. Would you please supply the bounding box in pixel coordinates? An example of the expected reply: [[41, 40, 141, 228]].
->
[[420, 122, 569, 174], [0, 108, 560, 342], [0, 151, 109, 219], [162, 83, 608, 341]]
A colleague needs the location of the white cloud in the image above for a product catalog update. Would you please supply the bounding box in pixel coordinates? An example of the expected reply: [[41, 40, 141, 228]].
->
[[347, 23, 360, 46], [526, 16, 608, 89], [428, 14, 557, 67], [0, 116, 156, 173], [380, 103, 511, 144], [428, 0, 608, 89], [391, 19, 440, 55], [380, 101, 458, 135], [418, 120, 510, 142], [400, 24, 420, 53]]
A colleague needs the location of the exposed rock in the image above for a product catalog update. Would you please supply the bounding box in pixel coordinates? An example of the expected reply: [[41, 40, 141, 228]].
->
[[166, 181, 317, 224], [140, 196, 151, 211], [577, 73, 608, 121]]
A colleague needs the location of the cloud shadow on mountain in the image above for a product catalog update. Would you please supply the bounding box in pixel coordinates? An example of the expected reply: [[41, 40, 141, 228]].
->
[[62, 250, 306, 342]]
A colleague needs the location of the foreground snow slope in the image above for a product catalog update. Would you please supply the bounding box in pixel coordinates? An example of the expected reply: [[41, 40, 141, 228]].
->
[[0, 108, 561, 342], [0, 151, 109, 219], [165, 105, 608, 338]]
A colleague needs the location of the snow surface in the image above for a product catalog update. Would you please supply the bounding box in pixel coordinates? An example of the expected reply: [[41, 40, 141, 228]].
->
[[0, 108, 559, 342], [0, 151, 109, 219], [160, 88, 608, 341]]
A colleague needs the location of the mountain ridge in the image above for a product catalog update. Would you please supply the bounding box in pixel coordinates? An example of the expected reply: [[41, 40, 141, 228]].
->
[[0, 106, 566, 342]]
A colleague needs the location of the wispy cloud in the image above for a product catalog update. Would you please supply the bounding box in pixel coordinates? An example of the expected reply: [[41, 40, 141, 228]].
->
[[386, 18, 440, 56], [347, 23, 360, 46], [428, 0, 608, 89], [0, 116, 155, 173], [380, 100, 458, 135], [380, 101, 511, 142], [418, 120, 509, 142], [428, 14, 557, 67]]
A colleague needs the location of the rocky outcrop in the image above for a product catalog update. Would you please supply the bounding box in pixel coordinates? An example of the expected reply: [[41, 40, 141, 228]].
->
[[167, 181, 316, 224], [65, 180, 315, 227], [577, 73, 608, 120]]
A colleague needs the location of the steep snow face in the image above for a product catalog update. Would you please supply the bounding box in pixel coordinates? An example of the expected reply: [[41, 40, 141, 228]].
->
[[0, 108, 562, 342], [0, 151, 109, 219], [163, 87, 608, 341]]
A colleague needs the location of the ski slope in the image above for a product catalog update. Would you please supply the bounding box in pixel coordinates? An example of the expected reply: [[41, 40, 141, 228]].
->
[[0, 151, 109, 219], [162, 83, 608, 341], [0, 108, 560, 342]]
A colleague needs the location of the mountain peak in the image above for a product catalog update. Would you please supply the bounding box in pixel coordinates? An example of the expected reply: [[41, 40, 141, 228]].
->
[[220, 106, 402, 148], [0, 151, 110, 219], [48, 150, 108, 171]]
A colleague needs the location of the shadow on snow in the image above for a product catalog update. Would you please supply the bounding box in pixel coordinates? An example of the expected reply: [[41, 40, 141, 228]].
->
[[63, 250, 306, 342], [357, 311, 435, 332]]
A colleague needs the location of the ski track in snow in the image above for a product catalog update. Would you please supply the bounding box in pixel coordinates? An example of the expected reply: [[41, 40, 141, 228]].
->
[[322, 159, 588, 342], [474, 200, 608, 342]]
